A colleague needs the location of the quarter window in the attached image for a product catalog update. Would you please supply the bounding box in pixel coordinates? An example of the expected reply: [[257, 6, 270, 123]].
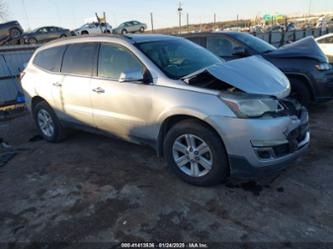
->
[[33, 45, 66, 72], [61, 43, 99, 76], [98, 43, 144, 80]]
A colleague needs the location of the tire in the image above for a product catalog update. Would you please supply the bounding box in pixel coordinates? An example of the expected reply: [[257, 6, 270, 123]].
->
[[139, 27, 145, 33], [164, 120, 228, 186], [81, 31, 89, 35], [104, 29, 111, 34], [121, 29, 128, 35], [9, 28, 21, 39], [60, 34, 67, 38], [33, 101, 66, 143], [289, 78, 312, 107], [28, 37, 38, 44]]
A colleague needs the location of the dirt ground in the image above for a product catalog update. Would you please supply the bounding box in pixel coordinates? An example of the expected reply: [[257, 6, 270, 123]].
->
[[0, 102, 333, 248]]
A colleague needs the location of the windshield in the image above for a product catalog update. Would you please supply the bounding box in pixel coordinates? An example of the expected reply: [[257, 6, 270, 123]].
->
[[231, 32, 277, 53], [135, 38, 223, 79]]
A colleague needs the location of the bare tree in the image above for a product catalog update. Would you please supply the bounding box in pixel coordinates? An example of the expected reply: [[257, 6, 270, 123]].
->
[[0, 0, 7, 21]]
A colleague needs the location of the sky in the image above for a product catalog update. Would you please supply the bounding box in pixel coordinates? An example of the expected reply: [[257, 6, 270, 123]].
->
[[2, 0, 333, 30]]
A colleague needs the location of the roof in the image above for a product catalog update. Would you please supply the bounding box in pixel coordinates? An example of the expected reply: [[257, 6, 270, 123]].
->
[[125, 34, 180, 43], [39, 34, 180, 49]]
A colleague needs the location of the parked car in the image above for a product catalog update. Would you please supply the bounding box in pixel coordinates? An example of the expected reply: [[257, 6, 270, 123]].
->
[[0, 21, 23, 45], [316, 33, 333, 63], [113, 21, 147, 34], [22, 26, 71, 44], [184, 32, 333, 105], [21, 35, 309, 186], [266, 24, 284, 32], [72, 22, 112, 36]]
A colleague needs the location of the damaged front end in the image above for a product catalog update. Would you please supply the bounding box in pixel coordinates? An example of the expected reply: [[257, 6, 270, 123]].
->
[[183, 55, 291, 99], [183, 55, 294, 119]]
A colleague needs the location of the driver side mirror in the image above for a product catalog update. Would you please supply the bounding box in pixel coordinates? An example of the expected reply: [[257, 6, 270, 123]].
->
[[233, 47, 247, 56], [119, 70, 144, 83]]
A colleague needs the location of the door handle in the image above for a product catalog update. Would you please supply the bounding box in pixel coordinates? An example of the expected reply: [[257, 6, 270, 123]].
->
[[92, 87, 105, 94], [52, 82, 62, 87]]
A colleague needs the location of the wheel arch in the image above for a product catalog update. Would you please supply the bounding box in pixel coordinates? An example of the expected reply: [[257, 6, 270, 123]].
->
[[157, 114, 226, 156], [285, 72, 315, 101], [31, 96, 48, 111]]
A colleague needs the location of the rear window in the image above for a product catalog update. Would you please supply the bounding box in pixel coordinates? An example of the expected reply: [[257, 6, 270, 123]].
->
[[33, 46, 66, 72], [61, 43, 99, 76]]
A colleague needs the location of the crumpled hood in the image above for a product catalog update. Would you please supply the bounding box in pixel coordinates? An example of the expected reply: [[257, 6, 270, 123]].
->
[[266, 36, 328, 63], [194, 55, 291, 99]]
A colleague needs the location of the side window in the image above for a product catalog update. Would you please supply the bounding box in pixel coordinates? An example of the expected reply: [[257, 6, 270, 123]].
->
[[61, 43, 98, 76], [38, 27, 48, 33], [188, 37, 207, 48], [33, 45, 66, 72], [207, 36, 241, 57], [98, 43, 144, 80]]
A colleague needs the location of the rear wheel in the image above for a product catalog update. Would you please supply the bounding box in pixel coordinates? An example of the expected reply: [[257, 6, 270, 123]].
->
[[28, 37, 38, 44], [60, 34, 67, 38], [33, 101, 66, 142], [139, 27, 145, 33], [81, 31, 89, 35], [164, 120, 228, 186], [289, 78, 312, 107], [9, 28, 21, 39]]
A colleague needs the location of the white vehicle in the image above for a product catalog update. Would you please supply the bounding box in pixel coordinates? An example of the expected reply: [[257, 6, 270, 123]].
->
[[316, 33, 333, 63], [72, 22, 112, 36]]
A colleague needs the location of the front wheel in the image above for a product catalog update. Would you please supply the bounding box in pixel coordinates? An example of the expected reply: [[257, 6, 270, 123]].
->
[[164, 120, 228, 186], [289, 78, 312, 107], [33, 101, 66, 142], [139, 27, 145, 33], [121, 29, 128, 34]]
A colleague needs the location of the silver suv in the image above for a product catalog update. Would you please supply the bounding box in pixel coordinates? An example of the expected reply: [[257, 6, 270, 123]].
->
[[21, 34, 310, 186]]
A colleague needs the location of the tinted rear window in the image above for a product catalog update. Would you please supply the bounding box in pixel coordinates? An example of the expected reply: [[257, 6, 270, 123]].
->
[[61, 43, 98, 76], [33, 46, 66, 72]]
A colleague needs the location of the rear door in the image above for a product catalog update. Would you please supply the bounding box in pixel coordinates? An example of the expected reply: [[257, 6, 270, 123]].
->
[[31, 46, 66, 109], [58, 42, 99, 126], [47, 27, 60, 40]]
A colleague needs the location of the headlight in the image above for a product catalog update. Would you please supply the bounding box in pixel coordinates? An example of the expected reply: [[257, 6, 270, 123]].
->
[[220, 93, 285, 118], [315, 63, 331, 71]]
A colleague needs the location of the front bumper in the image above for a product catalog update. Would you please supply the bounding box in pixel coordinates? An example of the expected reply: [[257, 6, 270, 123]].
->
[[208, 107, 310, 178]]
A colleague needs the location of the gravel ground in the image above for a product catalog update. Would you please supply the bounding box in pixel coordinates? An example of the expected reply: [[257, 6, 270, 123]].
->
[[0, 102, 333, 248]]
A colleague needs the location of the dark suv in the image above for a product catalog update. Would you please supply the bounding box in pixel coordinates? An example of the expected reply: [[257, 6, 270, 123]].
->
[[184, 32, 333, 105], [0, 21, 23, 45]]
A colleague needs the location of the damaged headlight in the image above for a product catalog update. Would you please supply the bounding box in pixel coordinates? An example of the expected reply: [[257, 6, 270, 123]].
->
[[220, 93, 285, 118], [315, 63, 331, 71]]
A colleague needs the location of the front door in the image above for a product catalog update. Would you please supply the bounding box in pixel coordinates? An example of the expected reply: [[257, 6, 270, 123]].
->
[[90, 43, 153, 139]]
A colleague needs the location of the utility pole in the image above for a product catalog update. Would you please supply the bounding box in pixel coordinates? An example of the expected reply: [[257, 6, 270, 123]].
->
[[21, 0, 30, 30], [308, 0, 312, 16], [178, 1, 183, 34], [186, 13, 189, 31], [150, 12, 154, 33], [214, 13, 216, 30]]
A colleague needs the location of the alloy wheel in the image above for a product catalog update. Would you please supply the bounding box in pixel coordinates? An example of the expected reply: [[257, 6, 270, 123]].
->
[[37, 109, 55, 137], [172, 134, 213, 177]]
